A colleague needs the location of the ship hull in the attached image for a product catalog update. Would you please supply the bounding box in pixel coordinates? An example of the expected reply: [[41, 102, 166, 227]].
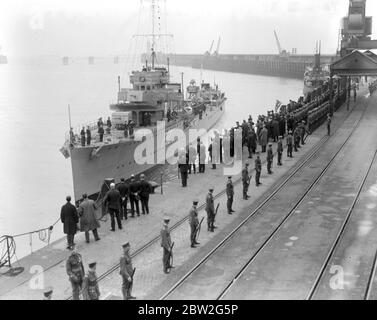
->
[[69, 101, 225, 200]]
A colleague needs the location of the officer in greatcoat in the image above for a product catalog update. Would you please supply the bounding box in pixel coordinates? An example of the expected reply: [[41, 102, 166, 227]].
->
[[82, 262, 100, 300], [160, 217, 172, 274], [66, 244, 85, 300], [78, 193, 100, 243], [60, 196, 79, 250], [120, 242, 136, 300], [260, 125, 268, 152], [189, 200, 200, 248]]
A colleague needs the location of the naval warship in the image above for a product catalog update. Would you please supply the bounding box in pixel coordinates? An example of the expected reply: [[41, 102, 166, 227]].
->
[[61, 52, 226, 201], [303, 46, 330, 97]]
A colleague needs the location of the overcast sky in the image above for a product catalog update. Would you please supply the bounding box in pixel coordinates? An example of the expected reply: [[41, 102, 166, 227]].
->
[[1, 0, 377, 56]]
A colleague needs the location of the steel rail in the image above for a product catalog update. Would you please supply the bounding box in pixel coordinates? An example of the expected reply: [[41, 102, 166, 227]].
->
[[158, 99, 367, 300], [306, 149, 377, 300]]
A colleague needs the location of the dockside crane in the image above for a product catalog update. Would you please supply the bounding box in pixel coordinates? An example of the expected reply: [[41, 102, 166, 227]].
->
[[204, 40, 214, 56], [213, 37, 221, 57], [340, 0, 377, 57], [274, 30, 289, 58]]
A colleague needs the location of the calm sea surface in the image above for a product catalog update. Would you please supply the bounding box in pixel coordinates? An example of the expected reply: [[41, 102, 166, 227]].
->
[[0, 56, 303, 258]]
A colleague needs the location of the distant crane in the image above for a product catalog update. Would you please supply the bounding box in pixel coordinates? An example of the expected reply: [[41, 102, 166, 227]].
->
[[213, 37, 221, 56], [204, 40, 214, 56], [274, 30, 289, 58]]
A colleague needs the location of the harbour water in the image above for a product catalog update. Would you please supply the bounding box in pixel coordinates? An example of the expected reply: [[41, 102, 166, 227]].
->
[[0, 56, 303, 258]]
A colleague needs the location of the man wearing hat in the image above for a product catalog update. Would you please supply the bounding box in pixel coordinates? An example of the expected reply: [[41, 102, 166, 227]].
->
[[267, 143, 274, 174], [60, 195, 79, 250], [82, 262, 100, 300], [277, 136, 283, 166], [139, 174, 152, 215], [103, 182, 122, 231], [226, 176, 235, 214], [117, 178, 129, 220], [205, 188, 216, 232], [161, 217, 173, 273], [43, 287, 53, 300], [120, 242, 136, 300], [78, 193, 100, 243], [129, 175, 140, 217], [189, 200, 200, 248], [66, 244, 85, 300], [255, 152, 262, 186], [242, 163, 251, 200], [286, 130, 293, 158]]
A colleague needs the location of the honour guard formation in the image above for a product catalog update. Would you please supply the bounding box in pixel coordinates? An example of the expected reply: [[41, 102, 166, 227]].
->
[[57, 81, 345, 300]]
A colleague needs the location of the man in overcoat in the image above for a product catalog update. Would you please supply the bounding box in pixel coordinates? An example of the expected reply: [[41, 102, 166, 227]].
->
[[60, 196, 79, 250]]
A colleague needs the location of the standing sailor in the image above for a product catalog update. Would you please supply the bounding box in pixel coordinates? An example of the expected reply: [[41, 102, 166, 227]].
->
[[82, 262, 100, 300], [242, 163, 250, 200], [161, 217, 173, 274], [189, 200, 200, 248], [120, 242, 136, 300], [66, 244, 85, 300], [205, 188, 215, 232], [226, 176, 235, 214]]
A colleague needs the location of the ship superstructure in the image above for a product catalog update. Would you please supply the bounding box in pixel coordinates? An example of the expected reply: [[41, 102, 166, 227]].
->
[[61, 1, 226, 201]]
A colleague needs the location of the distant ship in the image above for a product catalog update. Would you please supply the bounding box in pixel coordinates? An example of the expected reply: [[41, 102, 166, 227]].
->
[[61, 4, 226, 202], [303, 48, 330, 97]]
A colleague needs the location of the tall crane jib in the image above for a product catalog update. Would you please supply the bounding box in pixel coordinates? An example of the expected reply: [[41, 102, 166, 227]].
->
[[340, 0, 377, 57], [213, 37, 221, 56]]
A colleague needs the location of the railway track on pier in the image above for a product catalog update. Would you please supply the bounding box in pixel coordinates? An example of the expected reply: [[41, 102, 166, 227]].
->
[[159, 98, 369, 300], [66, 94, 361, 300]]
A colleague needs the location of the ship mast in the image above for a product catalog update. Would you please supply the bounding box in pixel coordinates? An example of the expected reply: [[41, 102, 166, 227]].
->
[[151, 0, 156, 69]]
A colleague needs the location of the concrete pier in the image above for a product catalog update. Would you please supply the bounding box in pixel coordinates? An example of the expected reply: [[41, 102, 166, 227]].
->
[[1, 83, 372, 300]]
